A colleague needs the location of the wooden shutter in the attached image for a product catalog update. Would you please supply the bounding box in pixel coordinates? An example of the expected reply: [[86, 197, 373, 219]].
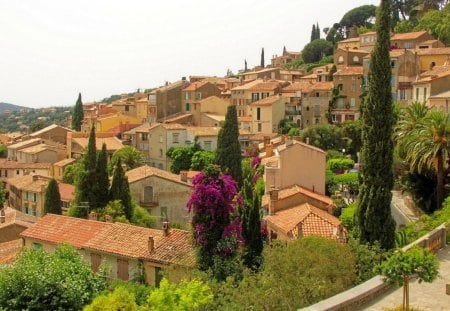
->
[[117, 259, 129, 281], [90, 253, 102, 272]]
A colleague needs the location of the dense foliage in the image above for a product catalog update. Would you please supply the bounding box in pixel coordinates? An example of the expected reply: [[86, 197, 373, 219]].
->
[[358, 0, 396, 250], [43, 178, 62, 215], [111, 145, 144, 172], [302, 39, 334, 63], [0, 244, 106, 310], [109, 158, 133, 220], [301, 124, 345, 150], [97, 143, 110, 209], [72, 92, 84, 131], [0, 145, 7, 158]]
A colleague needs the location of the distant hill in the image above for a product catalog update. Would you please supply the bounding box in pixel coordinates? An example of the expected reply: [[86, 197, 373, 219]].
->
[[0, 102, 30, 113]]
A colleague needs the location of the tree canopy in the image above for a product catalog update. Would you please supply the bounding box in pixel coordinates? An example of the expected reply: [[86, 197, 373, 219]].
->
[[302, 39, 334, 64], [43, 178, 62, 215]]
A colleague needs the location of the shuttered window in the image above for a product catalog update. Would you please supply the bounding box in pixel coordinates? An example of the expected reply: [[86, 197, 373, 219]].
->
[[117, 259, 129, 281]]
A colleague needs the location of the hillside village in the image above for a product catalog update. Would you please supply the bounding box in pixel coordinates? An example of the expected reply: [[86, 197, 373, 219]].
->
[[1, 2, 450, 310]]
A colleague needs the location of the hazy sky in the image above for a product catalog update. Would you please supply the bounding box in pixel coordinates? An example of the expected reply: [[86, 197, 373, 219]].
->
[[0, 0, 379, 108]]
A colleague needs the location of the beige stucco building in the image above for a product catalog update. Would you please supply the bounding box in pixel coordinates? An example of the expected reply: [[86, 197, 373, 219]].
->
[[250, 95, 287, 134], [301, 82, 334, 127], [29, 124, 73, 145]]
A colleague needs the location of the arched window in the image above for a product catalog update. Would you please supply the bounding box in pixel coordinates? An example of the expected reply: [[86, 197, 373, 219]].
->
[[353, 56, 359, 63], [338, 56, 344, 64], [144, 186, 153, 202]]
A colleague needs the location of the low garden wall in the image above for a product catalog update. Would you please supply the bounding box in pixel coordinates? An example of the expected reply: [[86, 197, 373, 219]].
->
[[301, 224, 447, 311]]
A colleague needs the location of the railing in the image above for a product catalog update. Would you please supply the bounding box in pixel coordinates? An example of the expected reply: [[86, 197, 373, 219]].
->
[[301, 224, 447, 311]]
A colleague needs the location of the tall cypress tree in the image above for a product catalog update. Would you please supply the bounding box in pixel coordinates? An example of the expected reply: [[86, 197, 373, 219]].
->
[[109, 158, 133, 220], [260, 48, 265, 68], [72, 93, 84, 131], [283, 46, 287, 55], [43, 178, 62, 215], [244, 59, 248, 72], [357, 0, 396, 250], [316, 22, 321, 40], [216, 105, 242, 186], [311, 24, 316, 42], [97, 143, 109, 209]]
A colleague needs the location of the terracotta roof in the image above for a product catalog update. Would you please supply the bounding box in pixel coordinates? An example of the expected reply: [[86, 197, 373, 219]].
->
[[18, 143, 60, 155], [29, 124, 72, 137], [391, 30, 428, 41], [361, 31, 376, 35], [53, 158, 76, 167], [249, 132, 278, 142], [0, 160, 52, 169], [182, 81, 210, 91], [231, 79, 264, 91], [335, 48, 369, 54], [72, 137, 124, 151], [414, 47, 450, 55], [304, 82, 334, 92], [185, 126, 220, 137], [20, 214, 195, 266], [413, 67, 450, 84], [251, 95, 285, 106], [126, 165, 191, 186], [261, 184, 334, 208], [0, 206, 37, 229], [203, 113, 225, 122], [334, 66, 364, 76], [266, 203, 346, 242], [338, 37, 360, 43], [7, 138, 42, 150], [282, 82, 313, 92], [157, 113, 192, 124], [107, 123, 141, 135], [148, 123, 186, 131], [124, 122, 152, 135], [59, 183, 75, 202]]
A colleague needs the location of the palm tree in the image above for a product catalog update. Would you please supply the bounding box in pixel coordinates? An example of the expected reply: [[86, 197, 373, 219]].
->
[[402, 110, 450, 209], [395, 101, 430, 142]]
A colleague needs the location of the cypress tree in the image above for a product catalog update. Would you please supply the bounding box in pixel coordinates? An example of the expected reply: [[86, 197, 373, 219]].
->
[[72, 93, 84, 131], [283, 46, 287, 55], [43, 178, 62, 215], [260, 48, 265, 68], [243, 188, 263, 270], [311, 24, 316, 42], [97, 143, 109, 209], [244, 59, 248, 72], [109, 158, 133, 220], [357, 0, 396, 250], [316, 22, 321, 40], [84, 125, 97, 172], [216, 105, 242, 186]]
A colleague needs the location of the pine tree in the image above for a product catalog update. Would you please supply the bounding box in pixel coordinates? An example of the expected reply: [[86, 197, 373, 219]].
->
[[109, 158, 133, 220], [72, 93, 84, 131], [216, 105, 242, 186], [357, 0, 396, 250], [43, 178, 62, 215], [96, 143, 109, 209], [260, 48, 265, 68], [311, 24, 316, 42]]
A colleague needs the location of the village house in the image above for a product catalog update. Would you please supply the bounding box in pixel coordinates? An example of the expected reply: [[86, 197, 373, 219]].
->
[[7, 175, 74, 217], [20, 214, 195, 286], [84, 112, 142, 133], [52, 158, 76, 182], [239, 67, 281, 82], [28, 123, 73, 145], [110, 92, 150, 123], [148, 80, 189, 120], [412, 66, 450, 105], [391, 30, 435, 49], [15, 143, 66, 164], [123, 123, 152, 162], [281, 81, 313, 128], [336, 37, 360, 50], [7, 138, 43, 161], [250, 95, 288, 134], [270, 47, 302, 68], [334, 47, 369, 69], [263, 186, 346, 243], [181, 81, 222, 117], [0, 160, 52, 184], [359, 31, 377, 52], [126, 165, 192, 229], [415, 47, 450, 72], [279, 70, 306, 83], [195, 96, 229, 127], [262, 139, 326, 195], [332, 66, 363, 123], [302, 81, 334, 127], [67, 132, 124, 159]]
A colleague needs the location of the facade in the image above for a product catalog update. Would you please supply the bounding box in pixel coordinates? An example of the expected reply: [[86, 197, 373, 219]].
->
[[359, 31, 377, 52], [429, 90, 450, 113], [20, 214, 195, 286], [126, 165, 193, 229], [334, 48, 369, 69], [332, 67, 363, 123], [181, 81, 222, 119], [0, 160, 52, 184], [7, 138, 42, 161], [270, 48, 302, 68], [412, 67, 450, 105], [336, 37, 360, 50], [53, 158, 76, 182], [239, 68, 281, 81], [110, 92, 149, 122], [67, 132, 124, 159], [250, 95, 287, 134], [415, 47, 450, 72], [196, 96, 230, 127], [148, 80, 189, 120], [263, 140, 326, 195], [29, 124, 73, 145], [301, 82, 334, 127], [390, 31, 434, 49], [281, 82, 313, 127], [16, 143, 66, 164]]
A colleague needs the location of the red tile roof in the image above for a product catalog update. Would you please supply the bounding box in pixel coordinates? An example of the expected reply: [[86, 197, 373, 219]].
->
[[266, 203, 346, 242], [262, 184, 333, 208], [0, 239, 22, 264], [334, 66, 364, 76], [182, 81, 209, 91], [251, 95, 285, 106], [107, 123, 141, 135], [282, 82, 313, 92], [391, 30, 428, 41], [20, 214, 195, 266], [58, 183, 75, 202], [126, 165, 192, 186]]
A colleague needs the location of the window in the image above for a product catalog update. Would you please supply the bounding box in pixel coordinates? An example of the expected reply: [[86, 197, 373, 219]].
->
[[350, 98, 356, 107], [252, 93, 260, 102], [416, 88, 419, 100], [195, 92, 201, 100], [257, 123, 262, 132], [141, 133, 148, 141], [117, 259, 129, 281], [160, 206, 168, 221], [314, 105, 320, 117], [32, 242, 42, 249], [159, 135, 163, 143], [33, 193, 37, 202], [185, 103, 190, 111], [144, 186, 154, 203], [338, 84, 343, 91], [256, 108, 261, 121], [16, 170, 19, 175], [25, 191, 29, 200], [315, 92, 320, 97], [353, 56, 360, 63], [424, 87, 428, 101], [159, 149, 163, 157], [315, 118, 319, 124], [430, 62, 436, 70], [391, 60, 396, 68], [172, 133, 179, 143], [404, 42, 413, 49], [399, 89, 407, 100], [91, 253, 102, 272], [155, 267, 163, 287], [125, 105, 129, 112], [338, 56, 344, 64], [185, 92, 191, 100], [204, 141, 212, 151]]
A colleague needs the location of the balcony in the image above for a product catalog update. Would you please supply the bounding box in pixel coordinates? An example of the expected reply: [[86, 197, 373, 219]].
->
[[140, 195, 158, 208]]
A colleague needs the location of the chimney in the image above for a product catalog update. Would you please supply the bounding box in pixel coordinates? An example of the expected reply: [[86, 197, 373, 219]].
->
[[105, 215, 113, 223], [0, 209, 5, 224], [88, 211, 98, 221], [297, 223, 303, 239], [180, 171, 188, 182], [263, 136, 271, 146], [269, 186, 279, 215], [148, 236, 154, 252], [162, 221, 170, 237]]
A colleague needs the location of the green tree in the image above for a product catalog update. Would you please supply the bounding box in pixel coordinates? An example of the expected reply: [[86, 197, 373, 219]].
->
[[278, 119, 297, 134], [131, 204, 155, 228], [84, 287, 138, 311], [72, 92, 84, 131], [0, 144, 6, 158], [339, 5, 377, 31], [300, 124, 344, 150], [216, 105, 242, 186], [29, 119, 48, 133], [109, 158, 133, 220], [311, 24, 317, 42], [327, 64, 337, 81], [147, 278, 213, 311], [0, 181, 5, 209], [260, 47, 265, 68], [111, 145, 144, 171], [0, 244, 106, 310], [43, 178, 62, 215], [62, 161, 83, 185], [415, 3, 450, 45], [167, 146, 195, 174], [315, 22, 321, 39], [190, 150, 215, 171], [97, 143, 110, 209], [302, 39, 334, 63], [342, 119, 362, 155], [378, 246, 439, 311], [358, 0, 396, 250]]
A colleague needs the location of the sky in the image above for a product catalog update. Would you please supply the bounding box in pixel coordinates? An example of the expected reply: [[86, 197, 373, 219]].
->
[[0, 0, 379, 108]]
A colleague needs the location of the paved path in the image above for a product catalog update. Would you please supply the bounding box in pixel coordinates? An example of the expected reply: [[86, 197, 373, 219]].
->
[[358, 245, 450, 311], [391, 190, 419, 228]]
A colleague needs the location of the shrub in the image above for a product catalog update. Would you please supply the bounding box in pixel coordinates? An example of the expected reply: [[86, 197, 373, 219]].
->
[[327, 158, 354, 173]]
